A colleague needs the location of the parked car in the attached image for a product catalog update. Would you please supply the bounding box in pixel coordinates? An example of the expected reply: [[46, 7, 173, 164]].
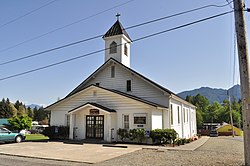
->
[[209, 130, 218, 137], [0, 128, 26, 143]]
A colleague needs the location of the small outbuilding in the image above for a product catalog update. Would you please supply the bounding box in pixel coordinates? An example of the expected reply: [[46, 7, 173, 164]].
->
[[216, 123, 242, 136]]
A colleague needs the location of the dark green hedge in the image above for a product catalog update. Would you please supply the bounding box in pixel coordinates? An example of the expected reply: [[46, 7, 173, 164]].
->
[[43, 126, 69, 140], [150, 129, 178, 144]]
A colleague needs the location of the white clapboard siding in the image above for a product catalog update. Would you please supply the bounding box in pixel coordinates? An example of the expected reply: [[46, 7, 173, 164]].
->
[[170, 97, 196, 138], [50, 86, 163, 131], [83, 62, 169, 107]]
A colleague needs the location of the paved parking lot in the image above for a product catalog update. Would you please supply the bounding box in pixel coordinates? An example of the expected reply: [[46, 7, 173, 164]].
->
[[0, 142, 141, 163], [0, 137, 209, 164]]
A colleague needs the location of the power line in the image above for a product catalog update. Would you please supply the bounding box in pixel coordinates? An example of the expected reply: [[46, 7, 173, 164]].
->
[[133, 10, 233, 42], [0, 0, 57, 29], [226, 0, 234, 9], [0, 10, 233, 81], [0, 34, 103, 66], [126, 1, 234, 30], [0, 0, 135, 54], [0, 2, 234, 66]]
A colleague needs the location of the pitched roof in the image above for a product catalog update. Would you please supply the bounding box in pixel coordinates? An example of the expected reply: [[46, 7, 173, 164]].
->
[[103, 20, 132, 41], [46, 84, 168, 110], [66, 58, 174, 98], [68, 102, 116, 113]]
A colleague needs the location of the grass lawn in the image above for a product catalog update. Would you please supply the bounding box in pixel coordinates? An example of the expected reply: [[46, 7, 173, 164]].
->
[[25, 134, 49, 141]]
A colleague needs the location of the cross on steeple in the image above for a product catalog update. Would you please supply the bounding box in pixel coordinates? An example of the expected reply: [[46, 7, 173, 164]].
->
[[116, 13, 121, 21]]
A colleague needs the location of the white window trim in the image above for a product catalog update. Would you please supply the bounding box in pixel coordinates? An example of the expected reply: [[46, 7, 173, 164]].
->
[[123, 114, 129, 129]]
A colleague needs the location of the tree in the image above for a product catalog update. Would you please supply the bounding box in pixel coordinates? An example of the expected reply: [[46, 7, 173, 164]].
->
[[33, 107, 48, 123], [8, 103, 17, 117], [205, 102, 221, 123], [186, 94, 210, 126], [8, 115, 32, 131], [192, 94, 210, 111], [16, 105, 26, 117], [0, 98, 17, 118], [196, 109, 203, 127], [27, 107, 34, 119]]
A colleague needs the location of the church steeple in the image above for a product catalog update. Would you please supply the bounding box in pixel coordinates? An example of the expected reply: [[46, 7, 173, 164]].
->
[[103, 16, 132, 67]]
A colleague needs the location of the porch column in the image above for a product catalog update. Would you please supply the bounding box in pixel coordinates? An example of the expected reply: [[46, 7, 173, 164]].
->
[[69, 114, 74, 139], [106, 114, 112, 142]]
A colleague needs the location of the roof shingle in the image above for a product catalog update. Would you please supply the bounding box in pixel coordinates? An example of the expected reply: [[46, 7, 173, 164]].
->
[[103, 20, 131, 41]]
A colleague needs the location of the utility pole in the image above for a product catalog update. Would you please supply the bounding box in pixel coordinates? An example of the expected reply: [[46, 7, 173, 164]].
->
[[228, 92, 234, 137], [233, 0, 250, 165]]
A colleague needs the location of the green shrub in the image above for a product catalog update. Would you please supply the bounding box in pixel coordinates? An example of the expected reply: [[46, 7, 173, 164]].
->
[[186, 138, 191, 143], [150, 129, 178, 145], [175, 138, 182, 146], [8, 115, 32, 132], [43, 126, 69, 140], [129, 128, 146, 143], [117, 128, 129, 142], [180, 138, 187, 145]]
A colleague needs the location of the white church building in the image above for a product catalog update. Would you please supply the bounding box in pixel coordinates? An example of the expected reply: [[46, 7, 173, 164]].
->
[[45, 19, 197, 142]]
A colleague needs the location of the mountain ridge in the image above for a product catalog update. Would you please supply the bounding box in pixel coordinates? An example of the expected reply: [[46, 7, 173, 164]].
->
[[177, 85, 241, 103]]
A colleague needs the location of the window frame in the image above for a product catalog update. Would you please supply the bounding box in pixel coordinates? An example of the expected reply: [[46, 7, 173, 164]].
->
[[110, 41, 117, 54], [123, 114, 129, 129], [124, 44, 128, 56], [126, 80, 132, 92], [134, 113, 147, 125], [170, 104, 173, 125], [177, 106, 180, 124], [183, 108, 186, 123], [111, 66, 115, 78], [65, 114, 70, 127]]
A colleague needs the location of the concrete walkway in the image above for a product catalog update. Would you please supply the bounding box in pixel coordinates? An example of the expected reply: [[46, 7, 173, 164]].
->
[[141, 136, 210, 151], [0, 137, 209, 164]]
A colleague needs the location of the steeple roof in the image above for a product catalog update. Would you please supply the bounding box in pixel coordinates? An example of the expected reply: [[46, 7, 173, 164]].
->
[[103, 20, 132, 41]]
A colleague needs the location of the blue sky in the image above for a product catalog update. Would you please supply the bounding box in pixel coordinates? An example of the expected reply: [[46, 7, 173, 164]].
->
[[0, 0, 249, 106]]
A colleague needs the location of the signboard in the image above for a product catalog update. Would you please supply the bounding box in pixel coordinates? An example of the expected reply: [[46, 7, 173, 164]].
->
[[89, 109, 99, 115]]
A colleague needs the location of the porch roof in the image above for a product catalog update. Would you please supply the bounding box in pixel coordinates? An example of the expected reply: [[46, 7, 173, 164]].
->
[[68, 102, 116, 114]]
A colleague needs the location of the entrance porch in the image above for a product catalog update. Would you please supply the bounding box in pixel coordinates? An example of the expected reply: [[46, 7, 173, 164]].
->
[[68, 102, 116, 142]]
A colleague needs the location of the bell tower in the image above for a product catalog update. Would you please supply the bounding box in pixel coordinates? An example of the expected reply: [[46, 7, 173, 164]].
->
[[103, 14, 132, 67]]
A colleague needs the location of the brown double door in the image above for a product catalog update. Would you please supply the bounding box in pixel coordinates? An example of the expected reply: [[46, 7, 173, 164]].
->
[[86, 115, 104, 139]]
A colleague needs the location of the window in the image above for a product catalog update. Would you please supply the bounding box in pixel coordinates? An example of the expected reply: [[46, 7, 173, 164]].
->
[[177, 106, 180, 124], [123, 115, 129, 129], [170, 104, 173, 125], [0, 128, 9, 133], [124, 44, 128, 56], [186, 109, 188, 122], [111, 66, 115, 78], [126, 80, 132, 91], [134, 114, 146, 124], [110, 41, 117, 54], [183, 108, 185, 123], [65, 114, 70, 126]]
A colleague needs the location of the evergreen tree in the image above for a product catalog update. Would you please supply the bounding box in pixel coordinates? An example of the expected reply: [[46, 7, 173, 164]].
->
[[16, 105, 26, 117], [27, 107, 34, 119], [33, 107, 48, 123], [0, 98, 16, 118]]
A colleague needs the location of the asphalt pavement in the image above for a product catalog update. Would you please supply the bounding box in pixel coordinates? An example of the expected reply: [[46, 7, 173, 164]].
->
[[0, 137, 209, 164]]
